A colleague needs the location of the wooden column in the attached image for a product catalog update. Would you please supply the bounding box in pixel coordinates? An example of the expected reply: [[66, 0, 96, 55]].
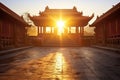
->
[[54, 27, 57, 34], [64, 27, 68, 34], [78, 27, 80, 33], [82, 27, 84, 36], [109, 22, 112, 37], [118, 18, 120, 35], [40, 27, 42, 34], [115, 19, 118, 35], [43, 26, 46, 34], [80, 27, 84, 36], [69, 27, 71, 33], [38, 26, 39, 35], [76, 27, 79, 34], [0, 21, 1, 49], [103, 23, 106, 45], [80, 27, 82, 35], [51, 27, 52, 33], [52, 27, 54, 33]]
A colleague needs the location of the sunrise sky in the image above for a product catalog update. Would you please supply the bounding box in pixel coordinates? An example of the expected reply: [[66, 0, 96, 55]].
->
[[0, 0, 119, 16]]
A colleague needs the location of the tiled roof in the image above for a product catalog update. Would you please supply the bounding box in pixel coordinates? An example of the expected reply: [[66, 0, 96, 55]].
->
[[0, 2, 27, 25], [91, 2, 120, 26]]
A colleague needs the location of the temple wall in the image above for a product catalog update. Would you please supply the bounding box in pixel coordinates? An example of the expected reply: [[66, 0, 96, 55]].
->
[[94, 13, 120, 48], [0, 8, 27, 50]]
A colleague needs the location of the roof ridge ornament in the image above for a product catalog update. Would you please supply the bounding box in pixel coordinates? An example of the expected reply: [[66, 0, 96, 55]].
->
[[73, 6, 77, 11], [97, 15, 99, 19], [45, 6, 49, 11], [80, 11, 83, 15], [90, 13, 94, 18]]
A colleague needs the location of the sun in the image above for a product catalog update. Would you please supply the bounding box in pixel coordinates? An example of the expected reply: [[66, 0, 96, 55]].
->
[[56, 20, 65, 35]]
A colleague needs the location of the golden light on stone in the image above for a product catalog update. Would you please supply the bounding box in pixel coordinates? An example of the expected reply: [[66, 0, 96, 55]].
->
[[55, 52, 64, 74]]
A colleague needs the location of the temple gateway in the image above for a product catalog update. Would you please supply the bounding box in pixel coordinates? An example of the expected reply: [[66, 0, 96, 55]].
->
[[29, 6, 94, 46]]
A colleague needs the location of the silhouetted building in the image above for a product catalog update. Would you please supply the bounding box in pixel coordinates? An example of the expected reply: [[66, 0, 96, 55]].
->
[[29, 6, 94, 46], [91, 2, 120, 48], [0, 3, 28, 50]]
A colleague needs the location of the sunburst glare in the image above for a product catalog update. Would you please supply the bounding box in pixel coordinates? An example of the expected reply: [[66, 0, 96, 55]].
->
[[56, 20, 65, 36]]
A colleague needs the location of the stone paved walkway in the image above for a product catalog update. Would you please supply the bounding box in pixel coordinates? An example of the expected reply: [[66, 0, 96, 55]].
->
[[0, 47, 120, 80]]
